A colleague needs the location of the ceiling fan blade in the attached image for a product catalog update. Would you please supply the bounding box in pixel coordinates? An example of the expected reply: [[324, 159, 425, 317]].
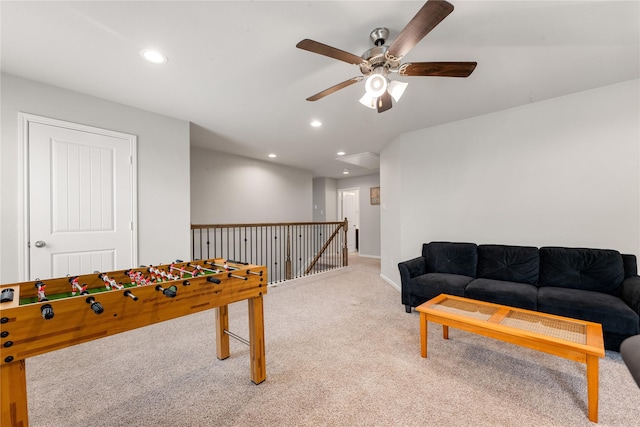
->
[[387, 0, 454, 60], [398, 61, 477, 77], [377, 91, 393, 113], [296, 39, 366, 65], [306, 77, 364, 101]]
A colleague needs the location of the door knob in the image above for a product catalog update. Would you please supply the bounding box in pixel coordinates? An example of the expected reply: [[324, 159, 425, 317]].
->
[[34, 240, 47, 248]]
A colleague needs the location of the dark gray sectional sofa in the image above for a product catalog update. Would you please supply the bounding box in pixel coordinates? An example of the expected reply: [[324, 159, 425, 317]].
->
[[398, 241, 640, 351]]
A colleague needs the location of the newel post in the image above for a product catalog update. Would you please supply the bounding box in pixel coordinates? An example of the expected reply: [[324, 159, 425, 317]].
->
[[342, 218, 348, 266]]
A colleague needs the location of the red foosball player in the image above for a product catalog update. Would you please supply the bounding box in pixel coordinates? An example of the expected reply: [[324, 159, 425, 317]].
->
[[159, 269, 169, 281], [99, 273, 123, 290], [35, 281, 48, 302], [169, 263, 183, 279], [192, 265, 203, 277], [135, 271, 145, 285], [125, 269, 137, 284], [69, 276, 88, 296], [148, 266, 159, 282]]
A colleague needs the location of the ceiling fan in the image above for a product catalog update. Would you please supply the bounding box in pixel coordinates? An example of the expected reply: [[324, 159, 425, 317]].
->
[[296, 0, 477, 113]]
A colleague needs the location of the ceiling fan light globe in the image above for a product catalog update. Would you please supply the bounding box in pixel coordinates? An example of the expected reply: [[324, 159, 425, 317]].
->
[[359, 93, 377, 109], [364, 74, 388, 98], [388, 80, 408, 102]]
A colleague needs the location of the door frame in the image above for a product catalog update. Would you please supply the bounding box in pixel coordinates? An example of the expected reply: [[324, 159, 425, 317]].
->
[[18, 113, 138, 280], [338, 187, 360, 253]]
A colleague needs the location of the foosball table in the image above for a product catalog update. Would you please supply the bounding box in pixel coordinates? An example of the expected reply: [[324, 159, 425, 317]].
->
[[0, 258, 267, 427]]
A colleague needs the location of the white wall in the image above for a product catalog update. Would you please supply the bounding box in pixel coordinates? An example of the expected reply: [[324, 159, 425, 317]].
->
[[190, 147, 312, 223], [312, 177, 338, 222], [381, 79, 640, 286], [338, 173, 381, 258], [0, 73, 191, 282]]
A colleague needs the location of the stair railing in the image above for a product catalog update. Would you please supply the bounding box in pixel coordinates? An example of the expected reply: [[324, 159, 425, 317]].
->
[[191, 220, 348, 284]]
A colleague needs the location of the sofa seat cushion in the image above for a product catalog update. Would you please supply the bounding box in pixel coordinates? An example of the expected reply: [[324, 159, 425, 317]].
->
[[477, 244, 539, 285], [409, 273, 474, 301], [538, 287, 640, 336], [539, 247, 624, 295], [465, 278, 538, 310]]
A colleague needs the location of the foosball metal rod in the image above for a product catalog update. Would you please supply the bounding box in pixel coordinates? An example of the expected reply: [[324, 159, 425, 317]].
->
[[223, 329, 250, 346], [187, 262, 220, 274], [204, 260, 238, 271]]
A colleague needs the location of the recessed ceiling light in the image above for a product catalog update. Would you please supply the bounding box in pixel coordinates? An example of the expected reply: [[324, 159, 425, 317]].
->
[[140, 48, 168, 64], [337, 151, 346, 156], [343, 169, 349, 175], [268, 153, 277, 158], [310, 120, 322, 127]]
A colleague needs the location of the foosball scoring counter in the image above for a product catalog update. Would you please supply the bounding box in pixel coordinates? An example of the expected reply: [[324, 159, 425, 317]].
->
[[0, 258, 267, 427]]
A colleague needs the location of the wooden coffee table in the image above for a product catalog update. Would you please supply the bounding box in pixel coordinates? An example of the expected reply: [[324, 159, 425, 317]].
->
[[416, 294, 605, 422]]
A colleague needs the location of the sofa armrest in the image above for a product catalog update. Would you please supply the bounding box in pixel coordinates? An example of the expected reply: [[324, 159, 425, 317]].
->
[[398, 257, 427, 281], [398, 257, 427, 308], [621, 275, 640, 315]]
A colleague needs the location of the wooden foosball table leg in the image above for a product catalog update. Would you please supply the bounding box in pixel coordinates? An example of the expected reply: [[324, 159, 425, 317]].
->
[[248, 295, 266, 384], [1, 360, 29, 427], [215, 305, 230, 360]]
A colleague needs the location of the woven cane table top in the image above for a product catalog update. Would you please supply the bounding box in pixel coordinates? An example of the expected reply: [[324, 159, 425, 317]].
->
[[426, 296, 588, 344], [501, 311, 586, 344], [431, 298, 496, 321]]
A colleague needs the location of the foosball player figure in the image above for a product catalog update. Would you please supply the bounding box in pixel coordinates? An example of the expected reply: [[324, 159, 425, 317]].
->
[[35, 281, 48, 302], [137, 272, 151, 286], [147, 266, 159, 282], [69, 276, 89, 296], [125, 269, 137, 284], [170, 263, 184, 279], [193, 265, 204, 276], [99, 273, 122, 290]]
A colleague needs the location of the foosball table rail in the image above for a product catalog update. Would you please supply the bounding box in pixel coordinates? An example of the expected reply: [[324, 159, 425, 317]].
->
[[0, 258, 267, 427]]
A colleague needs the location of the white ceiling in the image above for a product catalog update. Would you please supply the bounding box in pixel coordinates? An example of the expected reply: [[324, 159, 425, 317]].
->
[[2, 1, 638, 179]]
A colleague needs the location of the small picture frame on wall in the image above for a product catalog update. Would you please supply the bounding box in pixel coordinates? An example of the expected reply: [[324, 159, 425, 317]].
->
[[370, 187, 380, 205]]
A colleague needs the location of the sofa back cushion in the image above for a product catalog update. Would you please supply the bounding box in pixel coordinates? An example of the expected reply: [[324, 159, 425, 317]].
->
[[423, 242, 477, 277], [477, 244, 539, 285], [622, 254, 638, 278], [539, 247, 624, 294]]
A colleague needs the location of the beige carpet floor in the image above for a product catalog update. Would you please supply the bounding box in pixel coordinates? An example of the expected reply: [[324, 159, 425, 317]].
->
[[25, 255, 640, 426]]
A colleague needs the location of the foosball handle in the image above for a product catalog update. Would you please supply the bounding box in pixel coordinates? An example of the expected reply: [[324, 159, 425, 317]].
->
[[123, 290, 138, 301], [40, 304, 54, 320], [155, 284, 177, 298], [0, 288, 14, 303], [85, 296, 104, 314]]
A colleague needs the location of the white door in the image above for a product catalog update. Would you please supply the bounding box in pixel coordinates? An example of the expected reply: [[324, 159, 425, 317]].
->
[[24, 115, 137, 280], [340, 189, 359, 253]]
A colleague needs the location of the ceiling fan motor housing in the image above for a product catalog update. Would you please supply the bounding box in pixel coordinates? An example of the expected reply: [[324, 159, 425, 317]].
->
[[369, 27, 389, 46]]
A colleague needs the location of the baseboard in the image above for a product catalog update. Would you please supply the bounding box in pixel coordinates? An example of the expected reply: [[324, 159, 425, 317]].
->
[[380, 273, 400, 292], [356, 253, 380, 259]]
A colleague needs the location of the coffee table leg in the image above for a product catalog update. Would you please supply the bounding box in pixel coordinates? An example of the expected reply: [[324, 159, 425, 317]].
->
[[586, 354, 599, 422], [443, 325, 449, 340], [420, 312, 428, 358]]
